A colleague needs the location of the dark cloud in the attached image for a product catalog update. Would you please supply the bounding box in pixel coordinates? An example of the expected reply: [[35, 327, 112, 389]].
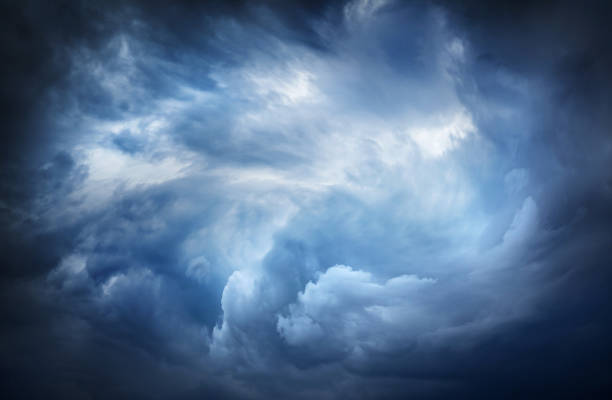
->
[[2, 0, 612, 399]]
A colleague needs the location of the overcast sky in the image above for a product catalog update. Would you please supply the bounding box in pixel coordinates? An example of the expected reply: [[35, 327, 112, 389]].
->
[[1, 1, 612, 399]]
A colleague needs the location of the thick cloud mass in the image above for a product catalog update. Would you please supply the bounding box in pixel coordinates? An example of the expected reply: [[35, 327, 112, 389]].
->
[[2, 0, 612, 399]]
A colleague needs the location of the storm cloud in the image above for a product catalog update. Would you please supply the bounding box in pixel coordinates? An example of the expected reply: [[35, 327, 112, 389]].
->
[[1, 0, 612, 399]]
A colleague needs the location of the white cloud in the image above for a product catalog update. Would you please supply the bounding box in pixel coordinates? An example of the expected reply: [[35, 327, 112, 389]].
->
[[277, 265, 436, 354], [409, 109, 476, 158], [69, 146, 191, 209], [248, 67, 321, 106]]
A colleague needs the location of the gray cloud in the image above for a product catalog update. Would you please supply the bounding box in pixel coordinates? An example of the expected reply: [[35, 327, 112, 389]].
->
[[2, 0, 612, 399]]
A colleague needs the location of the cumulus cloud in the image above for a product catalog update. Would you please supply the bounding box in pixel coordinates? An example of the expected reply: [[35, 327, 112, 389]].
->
[[277, 265, 436, 356], [2, 0, 612, 399]]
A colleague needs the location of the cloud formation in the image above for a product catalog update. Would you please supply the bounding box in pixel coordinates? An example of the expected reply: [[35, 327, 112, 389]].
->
[[1, 0, 612, 399], [277, 265, 436, 355]]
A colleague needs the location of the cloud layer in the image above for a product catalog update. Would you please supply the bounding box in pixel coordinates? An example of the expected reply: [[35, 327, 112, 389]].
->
[[1, 0, 612, 399]]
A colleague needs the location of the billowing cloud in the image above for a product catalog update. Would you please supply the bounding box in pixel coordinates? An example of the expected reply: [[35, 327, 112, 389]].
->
[[1, 0, 612, 399], [277, 265, 436, 356]]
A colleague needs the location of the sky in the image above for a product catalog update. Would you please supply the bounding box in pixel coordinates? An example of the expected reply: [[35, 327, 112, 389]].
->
[[1, 0, 612, 399]]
